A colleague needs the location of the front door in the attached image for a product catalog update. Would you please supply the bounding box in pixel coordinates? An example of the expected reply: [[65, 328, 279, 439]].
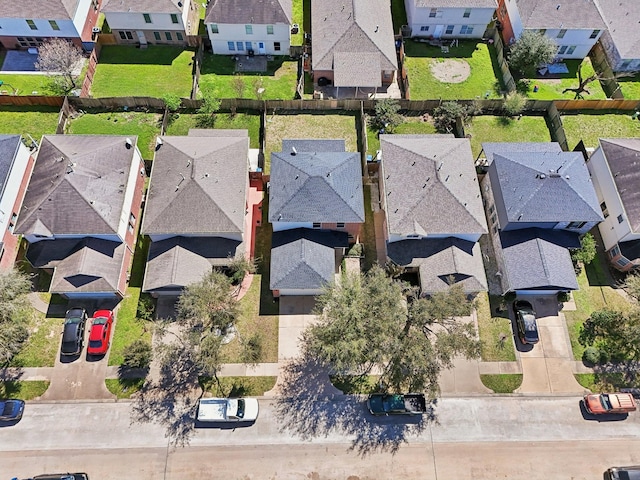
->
[[136, 30, 147, 46], [433, 25, 444, 38], [258, 42, 266, 54]]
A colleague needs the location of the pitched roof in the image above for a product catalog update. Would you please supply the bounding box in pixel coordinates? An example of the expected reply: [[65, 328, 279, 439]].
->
[[381, 134, 487, 236], [0, 135, 21, 198], [269, 140, 365, 224], [103, 0, 184, 13], [311, 0, 397, 86], [595, 0, 640, 58], [515, 0, 606, 30], [415, 0, 496, 7], [142, 133, 248, 235], [143, 236, 243, 292], [26, 238, 125, 294], [205, 0, 292, 24], [484, 142, 603, 224], [270, 228, 348, 291], [598, 138, 640, 233], [15, 135, 139, 237], [387, 237, 487, 294], [499, 228, 579, 291], [0, 0, 79, 18]]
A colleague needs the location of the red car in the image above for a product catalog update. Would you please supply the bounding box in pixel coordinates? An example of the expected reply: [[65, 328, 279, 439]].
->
[[87, 310, 114, 356]]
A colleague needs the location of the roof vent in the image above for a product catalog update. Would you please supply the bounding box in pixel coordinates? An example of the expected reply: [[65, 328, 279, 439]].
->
[[125, 138, 133, 149], [539, 173, 546, 179], [556, 4, 560, 9], [291, 146, 297, 156], [375, 25, 379, 32]]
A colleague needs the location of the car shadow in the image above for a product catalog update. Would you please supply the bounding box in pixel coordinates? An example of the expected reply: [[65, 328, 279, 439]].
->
[[579, 400, 630, 422], [0, 418, 22, 427], [194, 420, 257, 429], [59, 353, 82, 363]]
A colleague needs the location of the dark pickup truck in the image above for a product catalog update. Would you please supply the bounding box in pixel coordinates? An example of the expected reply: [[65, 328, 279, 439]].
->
[[367, 393, 427, 416]]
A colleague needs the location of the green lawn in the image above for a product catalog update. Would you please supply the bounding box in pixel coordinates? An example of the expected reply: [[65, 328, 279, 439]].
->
[[91, 46, 195, 98], [105, 378, 145, 399], [361, 185, 378, 271], [0, 74, 58, 95], [480, 374, 522, 393], [67, 111, 162, 160], [10, 312, 62, 368], [404, 40, 503, 100], [330, 375, 381, 394], [200, 376, 277, 397], [253, 194, 280, 317], [519, 58, 607, 100], [0, 106, 60, 142], [617, 74, 640, 99], [466, 115, 551, 159], [165, 111, 261, 148], [199, 55, 297, 100], [476, 293, 516, 362], [0, 380, 49, 400], [561, 113, 640, 150], [366, 115, 436, 156], [391, 0, 408, 33], [291, 0, 304, 46]]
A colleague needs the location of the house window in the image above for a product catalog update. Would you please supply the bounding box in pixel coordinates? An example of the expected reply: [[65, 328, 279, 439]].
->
[[557, 29, 566, 38], [92, 0, 99, 10], [420, 26, 429, 32], [490, 213, 497, 225], [119, 31, 127, 40], [539, 29, 546, 35], [267, 25, 274, 35], [49, 20, 60, 31], [26, 20, 37, 30], [617, 257, 630, 267], [429, 8, 437, 17], [128, 223, 134, 234], [153, 31, 161, 41], [165, 31, 172, 40], [119, 31, 134, 40], [245, 25, 253, 35], [445, 25, 454, 35], [236, 41, 244, 50], [337, 222, 345, 228], [567, 221, 586, 229], [589, 29, 600, 39], [621, 60, 632, 69], [600, 202, 609, 218], [558, 45, 567, 55], [460, 25, 474, 35], [176, 32, 183, 41], [566, 45, 576, 54], [245, 41, 252, 50], [312, 222, 321, 229], [493, 225, 498, 234], [618, 214, 624, 224], [171, 14, 179, 24], [143, 13, 152, 23], [125, 31, 133, 40], [609, 245, 621, 258], [211, 24, 219, 34], [463, 8, 471, 18], [228, 41, 235, 50], [274, 42, 281, 51]]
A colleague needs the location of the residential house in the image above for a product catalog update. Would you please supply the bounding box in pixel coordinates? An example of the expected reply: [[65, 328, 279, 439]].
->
[[0, 0, 101, 51], [405, 0, 497, 39], [481, 142, 603, 295], [594, 0, 640, 72], [380, 134, 488, 295], [102, 0, 199, 46], [141, 130, 249, 296], [204, 0, 292, 55], [0, 135, 35, 270], [496, 0, 606, 60], [311, 0, 397, 93], [586, 138, 640, 272], [269, 139, 364, 296], [15, 135, 146, 299]]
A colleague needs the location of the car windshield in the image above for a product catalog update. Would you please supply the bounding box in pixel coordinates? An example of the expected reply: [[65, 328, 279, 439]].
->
[[523, 315, 537, 331], [65, 317, 82, 324], [1, 402, 13, 415], [93, 317, 108, 325], [89, 340, 103, 348], [237, 399, 245, 418], [600, 394, 613, 410]]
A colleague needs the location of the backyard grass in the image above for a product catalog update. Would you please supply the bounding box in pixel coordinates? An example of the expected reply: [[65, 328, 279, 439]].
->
[[220, 274, 279, 364], [476, 293, 517, 362], [67, 110, 162, 160], [199, 55, 297, 100], [0, 380, 49, 400], [165, 111, 261, 148], [404, 40, 503, 100], [391, 0, 408, 33], [10, 312, 62, 368], [365, 114, 436, 156], [291, 0, 304, 46], [0, 74, 58, 95], [575, 372, 633, 392], [253, 195, 280, 317], [265, 113, 358, 172], [201, 376, 277, 397], [105, 378, 145, 399], [480, 374, 522, 393], [617, 74, 640, 99], [561, 113, 640, 150], [466, 115, 551, 159], [91, 46, 195, 98], [520, 58, 606, 100], [330, 375, 381, 394], [0, 106, 60, 141]]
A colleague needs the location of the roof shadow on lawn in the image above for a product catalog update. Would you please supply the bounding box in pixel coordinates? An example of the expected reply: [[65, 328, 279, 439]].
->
[[200, 54, 288, 77], [404, 39, 482, 59], [97, 45, 193, 66]]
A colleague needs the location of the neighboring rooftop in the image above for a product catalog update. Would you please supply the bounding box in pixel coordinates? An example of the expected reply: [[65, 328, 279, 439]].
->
[[205, 0, 292, 24], [414, 0, 496, 7], [0, 0, 78, 18], [0, 134, 22, 197], [103, 0, 183, 13], [515, 0, 606, 30], [595, 0, 640, 58]]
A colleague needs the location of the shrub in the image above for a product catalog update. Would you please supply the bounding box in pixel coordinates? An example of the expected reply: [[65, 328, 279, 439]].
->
[[582, 346, 600, 366], [137, 295, 155, 321], [122, 339, 152, 370], [557, 291, 571, 303], [503, 92, 527, 116], [369, 98, 403, 134], [162, 93, 182, 112]]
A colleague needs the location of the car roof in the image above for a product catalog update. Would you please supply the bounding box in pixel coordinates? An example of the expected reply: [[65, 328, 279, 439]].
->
[[93, 309, 112, 318], [66, 308, 86, 317], [62, 322, 81, 342]]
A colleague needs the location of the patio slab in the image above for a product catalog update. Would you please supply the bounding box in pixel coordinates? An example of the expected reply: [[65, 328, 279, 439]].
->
[[1, 50, 38, 72]]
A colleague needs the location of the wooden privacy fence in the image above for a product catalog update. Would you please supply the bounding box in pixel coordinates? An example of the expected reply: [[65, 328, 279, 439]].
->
[[80, 41, 103, 98], [589, 42, 623, 99], [490, 28, 517, 94]]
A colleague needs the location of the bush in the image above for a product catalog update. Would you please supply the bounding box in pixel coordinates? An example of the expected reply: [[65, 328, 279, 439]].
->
[[503, 92, 527, 116], [582, 346, 600, 366], [369, 98, 403, 134], [162, 93, 182, 112], [137, 295, 155, 321], [347, 243, 363, 257], [557, 291, 571, 303], [122, 340, 152, 370], [227, 256, 256, 286]]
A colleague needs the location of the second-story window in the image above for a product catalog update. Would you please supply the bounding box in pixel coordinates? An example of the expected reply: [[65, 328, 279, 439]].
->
[[463, 8, 471, 18], [171, 14, 179, 24], [557, 29, 566, 38], [589, 29, 600, 39], [143, 13, 152, 23], [429, 8, 437, 17], [267, 25, 274, 34], [26, 19, 37, 30], [245, 25, 253, 34], [210, 24, 219, 34], [49, 20, 60, 30]]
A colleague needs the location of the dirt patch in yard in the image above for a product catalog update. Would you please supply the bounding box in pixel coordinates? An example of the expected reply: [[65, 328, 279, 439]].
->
[[430, 59, 471, 83]]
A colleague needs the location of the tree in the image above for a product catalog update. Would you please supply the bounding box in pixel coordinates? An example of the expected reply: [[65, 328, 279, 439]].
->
[[571, 233, 597, 266], [503, 92, 527, 116], [304, 266, 480, 396], [369, 98, 403, 134], [197, 87, 221, 127], [122, 339, 152, 370], [432, 101, 480, 133], [35, 38, 84, 94], [508, 31, 557, 77], [562, 64, 638, 99], [623, 272, 640, 302], [232, 75, 246, 98], [0, 269, 33, 365], [579, 308, 640, 364]]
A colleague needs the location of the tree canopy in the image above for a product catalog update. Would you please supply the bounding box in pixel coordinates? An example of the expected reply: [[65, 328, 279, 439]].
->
[[508, 31, 557, 77], [571, 233, 597, 266], [0, 269, 33, 365], [35, 38, 84, 94], [304, 266, 480, 396], [579, 308, 640, 363]]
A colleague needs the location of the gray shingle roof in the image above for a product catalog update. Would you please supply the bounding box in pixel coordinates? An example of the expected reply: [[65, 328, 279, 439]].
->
[[26, 238, 125, 294], [499, 228, 579, 291], [142, 133, 248, 235], [0, 0, 78, 18], [595, 0, 640, 58], [15, 135, 139, 237], [269, 140, 365, 224], [381, 134, 488, 236], [515, 0, 606, 30], [0, 135, 21, 198], [598, 138, 640, 233], [103, 0, 183, 13], [311, 0, 397, 87], [270, 228, 348, 291], [205, 0, 292, 24], [415, 0, 496, 7], [484, 142, 603, 224], [143, 236, 243, 292], [387, 237, 487, 294]]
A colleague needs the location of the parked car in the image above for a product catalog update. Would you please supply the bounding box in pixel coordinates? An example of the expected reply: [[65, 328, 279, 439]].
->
[[0, 398, 25, 422], [30, 474, 89, 480], [197, 398, 259, 422], [513, 299, 539, 344], [605, 466, 640, 480], [87, 309, 114, 356], [60, 308, 87, 356], [367, 393, 427, 416], [583, 392, 637, 414]]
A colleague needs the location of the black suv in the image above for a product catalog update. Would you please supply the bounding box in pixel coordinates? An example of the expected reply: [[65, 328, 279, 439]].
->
[[513, 300, 539, 345], [60, 308, 88, 356]]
